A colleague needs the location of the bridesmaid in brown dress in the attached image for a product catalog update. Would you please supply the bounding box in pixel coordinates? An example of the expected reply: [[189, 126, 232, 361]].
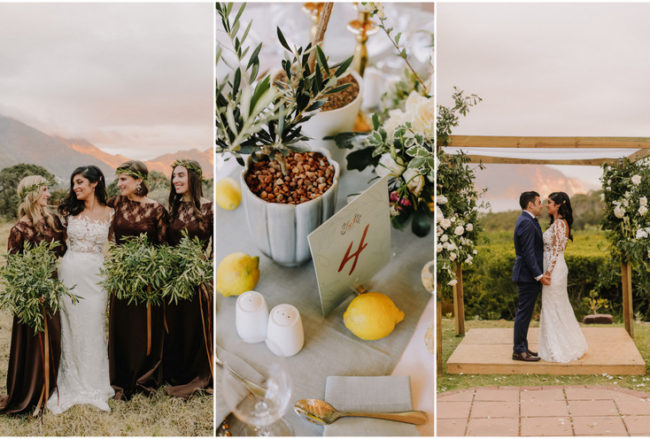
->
[[164, 160, 213, 398], [106, 160, 168, 400], [0, 176, 65, 415]]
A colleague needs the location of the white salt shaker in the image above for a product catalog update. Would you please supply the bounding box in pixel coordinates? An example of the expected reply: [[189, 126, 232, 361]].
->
[[265, 304, 304, 357], [235, 291, 268, 343]]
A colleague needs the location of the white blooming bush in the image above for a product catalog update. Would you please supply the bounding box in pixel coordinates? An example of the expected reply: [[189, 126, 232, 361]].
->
[[601, 157, 650, 294], [436, 150, 485, 289]]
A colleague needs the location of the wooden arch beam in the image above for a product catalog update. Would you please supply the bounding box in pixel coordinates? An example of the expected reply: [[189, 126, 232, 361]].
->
[[465, 155, 619, 166], [448, 135, 650, 149]]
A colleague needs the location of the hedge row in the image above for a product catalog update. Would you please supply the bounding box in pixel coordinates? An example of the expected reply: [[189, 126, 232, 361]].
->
[[442, 232, 649, 321]]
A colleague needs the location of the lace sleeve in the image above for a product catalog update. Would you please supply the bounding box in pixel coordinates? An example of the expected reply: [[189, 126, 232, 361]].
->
[[7, 225, 24, 255], [547, 220, 568, 275]]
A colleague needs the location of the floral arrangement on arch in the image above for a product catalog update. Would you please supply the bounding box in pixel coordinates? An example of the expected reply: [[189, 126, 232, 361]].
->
[[332, 3, 434, 237], [601, 157, 650, 288], [435, 87, 484, 289]]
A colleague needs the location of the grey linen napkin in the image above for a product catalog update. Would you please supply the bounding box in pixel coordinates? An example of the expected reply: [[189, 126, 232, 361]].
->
[[323, 376, 419, 436]]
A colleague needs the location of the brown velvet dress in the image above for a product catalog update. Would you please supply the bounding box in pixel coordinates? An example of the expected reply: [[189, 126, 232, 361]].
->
[[164, 200, 213, 398], [106, 196, 168, 400], [0, 217, 65, 415]]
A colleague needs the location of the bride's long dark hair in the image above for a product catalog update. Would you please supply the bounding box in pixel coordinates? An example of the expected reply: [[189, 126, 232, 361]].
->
[[548, 191, 573, 241], [58, 166, 108, 216]]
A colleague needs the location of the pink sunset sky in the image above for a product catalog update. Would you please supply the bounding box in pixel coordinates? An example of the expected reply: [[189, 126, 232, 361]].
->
[[0, 3, 213, 159]]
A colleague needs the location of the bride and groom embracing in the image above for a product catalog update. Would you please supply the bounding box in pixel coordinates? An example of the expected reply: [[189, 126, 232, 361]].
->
[[512, 191, 588, 363]]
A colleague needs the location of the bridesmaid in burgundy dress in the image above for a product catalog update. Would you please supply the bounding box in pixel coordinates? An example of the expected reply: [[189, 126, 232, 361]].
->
[[107, 161, 168, 400], [164, 159, 213, 398], [0, 176, 65, 415]]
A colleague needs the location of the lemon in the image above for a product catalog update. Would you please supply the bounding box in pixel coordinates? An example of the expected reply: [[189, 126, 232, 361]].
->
[[343, 292, 405, 340], [216, 252, 260, 297], [215, 177, 242, 210]]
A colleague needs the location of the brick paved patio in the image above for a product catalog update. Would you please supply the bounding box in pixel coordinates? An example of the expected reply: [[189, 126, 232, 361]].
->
[[437, 385, 650, 436]]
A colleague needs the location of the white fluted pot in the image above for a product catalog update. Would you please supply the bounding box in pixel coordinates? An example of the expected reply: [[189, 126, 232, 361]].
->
[[240, 148, 340, 267]]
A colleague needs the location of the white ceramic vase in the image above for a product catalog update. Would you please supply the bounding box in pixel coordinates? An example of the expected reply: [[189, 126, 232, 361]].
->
[[300, 71, 363, 165], [240, 147, 340, 267]]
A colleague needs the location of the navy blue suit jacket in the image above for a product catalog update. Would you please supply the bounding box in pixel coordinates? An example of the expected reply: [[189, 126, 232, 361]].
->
[[512, 212, 544, 283]]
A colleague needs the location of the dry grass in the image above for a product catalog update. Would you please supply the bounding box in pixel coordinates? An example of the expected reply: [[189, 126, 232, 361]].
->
[[0, 220, 213, 435]]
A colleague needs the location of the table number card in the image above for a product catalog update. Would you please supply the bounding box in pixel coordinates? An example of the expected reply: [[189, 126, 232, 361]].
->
[[308, 176, 391, 316]]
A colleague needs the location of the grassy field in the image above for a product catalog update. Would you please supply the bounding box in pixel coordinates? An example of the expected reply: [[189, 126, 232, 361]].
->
[[0, 219, 213, 436], [438, 318, 650, 394]]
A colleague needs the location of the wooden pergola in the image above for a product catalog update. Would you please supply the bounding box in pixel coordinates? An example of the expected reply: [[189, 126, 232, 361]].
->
[[437, 135, 650, 373]]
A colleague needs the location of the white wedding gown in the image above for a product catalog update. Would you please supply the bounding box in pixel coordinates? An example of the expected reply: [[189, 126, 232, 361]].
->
[[539, 219, 588, 363], [46, 213, 115, 414]]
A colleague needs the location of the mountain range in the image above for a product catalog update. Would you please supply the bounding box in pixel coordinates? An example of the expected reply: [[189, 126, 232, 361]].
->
[[472, 163, 598, 212], [0, 115, 213, 183]]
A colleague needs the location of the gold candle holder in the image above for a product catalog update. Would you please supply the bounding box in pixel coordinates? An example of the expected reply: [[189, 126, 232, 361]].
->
[[303, 2, 325, 42], [348, 5, 377, 132]]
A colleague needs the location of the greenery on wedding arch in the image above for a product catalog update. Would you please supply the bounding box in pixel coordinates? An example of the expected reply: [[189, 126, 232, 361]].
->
[[601, 158, 650, 299], [436, 88, 484, 290]]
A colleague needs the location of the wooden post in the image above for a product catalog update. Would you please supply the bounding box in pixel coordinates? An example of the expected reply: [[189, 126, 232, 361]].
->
[[622, 258, 634, 338], [436, 285, 443, 374], [452, 263, 465, 336]]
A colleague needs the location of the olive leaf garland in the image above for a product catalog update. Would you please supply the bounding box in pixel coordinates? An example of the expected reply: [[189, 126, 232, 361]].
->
[[101, 233, 213, 359], [0, 239, 79, 416]]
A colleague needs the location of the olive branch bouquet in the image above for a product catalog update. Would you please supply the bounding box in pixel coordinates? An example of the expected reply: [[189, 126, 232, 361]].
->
[[101, 233, 214, 370], [160, 232, 214, 377], [0, 239, 80, 416]]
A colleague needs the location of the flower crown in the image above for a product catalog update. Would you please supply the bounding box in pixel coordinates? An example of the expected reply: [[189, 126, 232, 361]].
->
[[171, 159, 202, 177], [116, 167, 147, 181], [19, 182, 45, 198]]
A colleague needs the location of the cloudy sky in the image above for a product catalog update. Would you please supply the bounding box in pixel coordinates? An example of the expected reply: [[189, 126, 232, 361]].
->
[[438, 3, 650, 187], [0, 3, 213, 159]]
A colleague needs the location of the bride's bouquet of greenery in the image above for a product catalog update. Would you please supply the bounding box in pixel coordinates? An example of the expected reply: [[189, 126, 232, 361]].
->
[[0, 239, 79, 416]]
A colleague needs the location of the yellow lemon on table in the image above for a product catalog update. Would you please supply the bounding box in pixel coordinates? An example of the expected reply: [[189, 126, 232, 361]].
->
[[343, 292, 405, 340], [215, 177, 241, 210], [216, 252, 260, 297]]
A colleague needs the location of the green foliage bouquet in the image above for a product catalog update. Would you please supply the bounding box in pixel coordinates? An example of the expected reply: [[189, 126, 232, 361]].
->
[[0, 240, 78, 333], [216, 2, 353, 174], [160, 233, 213, 305], [601, 158, 650, 290]]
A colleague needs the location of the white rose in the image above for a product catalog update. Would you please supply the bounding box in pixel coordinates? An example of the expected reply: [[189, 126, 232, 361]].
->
[[403, 168, 424, 196], [436, 244, 443, 253], [636, 229, 648, 239], [614, 206, 626, 218], [442, 242, 450, 250], [641, 197, 648, 207], [473, 249, 478, 255], [389, 205, 400, 217], [440, 234, 449, 242], [639, 206, 648, 216], [607, 179, 612, 185], [466, 223, 474, 232], [454, 225, 465, 236], [632, 175, 642, 185], [376, 154, 405, 178], [465, 256, 473, 264], [448, 279, 457, 286], [449, 252, 457, 261], [441, 218, 452, 229], [437, 195, 448, 205], [625, 191, 631, 199], [405, 92, 435, 137], [623, 199, 630, 207]]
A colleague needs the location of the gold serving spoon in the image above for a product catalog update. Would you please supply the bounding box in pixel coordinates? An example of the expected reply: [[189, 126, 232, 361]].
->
[[294, 399, 428, 425]]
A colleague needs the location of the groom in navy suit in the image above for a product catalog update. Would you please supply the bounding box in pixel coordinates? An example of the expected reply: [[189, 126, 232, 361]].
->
[[512, 191, 551, 361]]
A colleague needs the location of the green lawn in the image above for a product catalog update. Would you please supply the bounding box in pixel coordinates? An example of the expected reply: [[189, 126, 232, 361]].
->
[[0, 219, 212, 435], [438, 318, 650, 394]]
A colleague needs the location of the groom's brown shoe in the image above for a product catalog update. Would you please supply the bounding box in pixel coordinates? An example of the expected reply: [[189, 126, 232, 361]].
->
[[512, 351, 540, 362], [527, 349, 538, 357]]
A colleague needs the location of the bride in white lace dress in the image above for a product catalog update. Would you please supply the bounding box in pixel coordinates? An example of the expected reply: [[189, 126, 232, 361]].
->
[[539, 192, 588, 363], [47, 166, 115, 414]]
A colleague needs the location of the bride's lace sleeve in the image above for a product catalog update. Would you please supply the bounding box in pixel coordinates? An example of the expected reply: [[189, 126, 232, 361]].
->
[[547, 220, 569, 274]]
